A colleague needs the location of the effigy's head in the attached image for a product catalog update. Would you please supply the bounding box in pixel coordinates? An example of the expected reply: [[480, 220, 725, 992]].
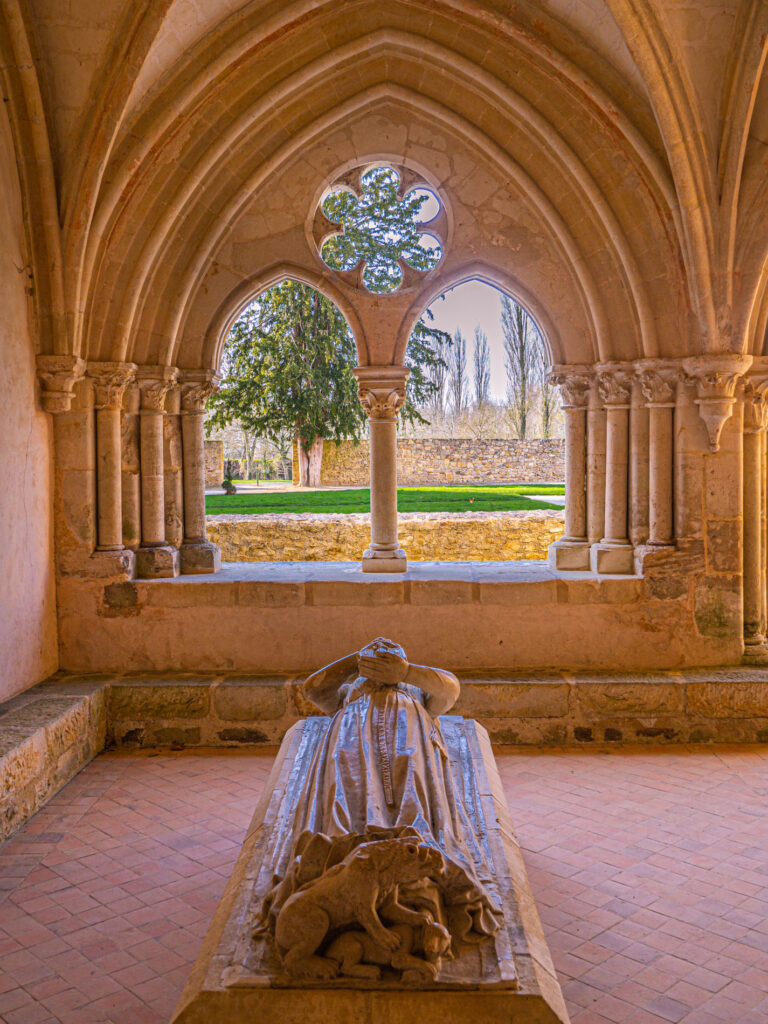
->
[[358, 637, 407, 661]]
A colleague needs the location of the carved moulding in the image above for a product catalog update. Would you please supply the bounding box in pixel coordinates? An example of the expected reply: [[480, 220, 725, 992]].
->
[[170, 718, 568, 1023], [683, 355, 752, 452]]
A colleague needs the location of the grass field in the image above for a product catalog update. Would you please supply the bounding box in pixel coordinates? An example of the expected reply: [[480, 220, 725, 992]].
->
[[206, 484, 565, 515]]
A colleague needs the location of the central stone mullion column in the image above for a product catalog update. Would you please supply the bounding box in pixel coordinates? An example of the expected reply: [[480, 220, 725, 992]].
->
[[591, 364, 634, 574], [88, 362, 136, 551], [136, 367, 180, 578], [354, 365, 409, 573], [547, 367, 591, 570], [180, 372, 222, 574]]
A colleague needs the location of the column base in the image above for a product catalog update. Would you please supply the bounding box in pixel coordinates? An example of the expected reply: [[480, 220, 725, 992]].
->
[[743, 638, 768, 664], [590, 542, 635, 575], [548, 538, 590, 571], [361, 546, 407, 573], [180, 541, 221, 575], [136, 544, 180, 578], [57, 547, 135, 580]]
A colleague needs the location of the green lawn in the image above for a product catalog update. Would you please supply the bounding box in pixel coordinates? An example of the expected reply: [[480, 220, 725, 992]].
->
[[206, 484, 565, 515]]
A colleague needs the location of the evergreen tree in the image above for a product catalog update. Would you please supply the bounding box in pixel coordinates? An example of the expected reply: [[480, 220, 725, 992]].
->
[[322, 167, 441, 293], [208, 282, 450, 484]]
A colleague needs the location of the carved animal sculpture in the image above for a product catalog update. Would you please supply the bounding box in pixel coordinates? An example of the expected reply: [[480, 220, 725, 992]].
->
[[326, 920, 452, 981], [274, 837, 445, 979]]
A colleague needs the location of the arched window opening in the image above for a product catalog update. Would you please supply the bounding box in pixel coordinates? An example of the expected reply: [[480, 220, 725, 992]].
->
[[205, 277, 447, 493]]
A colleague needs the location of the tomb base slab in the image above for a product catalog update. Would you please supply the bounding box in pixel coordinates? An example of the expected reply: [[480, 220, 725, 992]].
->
[[170, 717, 568, 1024]]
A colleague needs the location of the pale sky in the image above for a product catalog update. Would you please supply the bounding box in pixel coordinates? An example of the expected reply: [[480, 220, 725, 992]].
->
[[425, 281, 511, 402]]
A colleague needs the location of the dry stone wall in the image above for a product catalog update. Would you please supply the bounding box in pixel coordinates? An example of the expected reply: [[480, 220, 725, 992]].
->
[[205, 439, 224, 488], [318, 438, 565, 487], [207, 510, 565, 562]]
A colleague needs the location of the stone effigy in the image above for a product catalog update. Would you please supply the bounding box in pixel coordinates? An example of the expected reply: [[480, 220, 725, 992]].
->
[[171, 639, 569, 1022], [254, 638, 500, 983]]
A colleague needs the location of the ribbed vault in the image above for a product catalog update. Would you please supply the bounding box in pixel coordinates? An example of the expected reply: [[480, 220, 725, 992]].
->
[[67, 0, 686, 371]]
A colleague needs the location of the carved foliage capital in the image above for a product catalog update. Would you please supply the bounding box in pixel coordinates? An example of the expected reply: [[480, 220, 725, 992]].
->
[[547, 369, 591, 408], [138, 368, 179, 412], [181, 374, 220, 412], [637, 366, 679, 405], [354, 366, 409, 420], [743, 383, 768, 433], [36, 355, 86, 413], [358, 386, 406, 420], [596, 366, 632, 406], [88, 362, 137, 410]]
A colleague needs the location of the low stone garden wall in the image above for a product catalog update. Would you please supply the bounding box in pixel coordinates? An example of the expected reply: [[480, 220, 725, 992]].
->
[[318, 438, 565, 486], [207, 510, 565, 562]]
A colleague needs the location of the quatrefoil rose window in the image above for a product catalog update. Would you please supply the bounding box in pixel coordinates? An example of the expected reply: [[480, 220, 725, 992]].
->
[[317, 166, 443, 294]]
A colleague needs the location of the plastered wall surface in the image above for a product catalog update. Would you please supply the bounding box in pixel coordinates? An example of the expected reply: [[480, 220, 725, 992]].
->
[[0, 105, 58, 701]]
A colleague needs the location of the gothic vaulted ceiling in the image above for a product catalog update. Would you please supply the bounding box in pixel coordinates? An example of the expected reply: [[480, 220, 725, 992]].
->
[[1, 0, 768, 368]]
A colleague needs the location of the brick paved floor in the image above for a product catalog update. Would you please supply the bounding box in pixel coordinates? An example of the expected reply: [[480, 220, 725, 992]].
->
[[0, 745, 766, 1023]]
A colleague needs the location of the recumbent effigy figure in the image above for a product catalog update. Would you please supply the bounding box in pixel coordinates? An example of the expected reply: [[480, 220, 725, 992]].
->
[[254, 638, 500, 982]]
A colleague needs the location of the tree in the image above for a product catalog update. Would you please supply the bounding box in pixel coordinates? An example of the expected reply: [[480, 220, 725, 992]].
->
[[208, 282, 451, 486], [473, 326, 490, 406], [448, 328, 467, 415], [502, 296, 542, 439], [208, 167, 451, 484], [539, 376, 557, 439]]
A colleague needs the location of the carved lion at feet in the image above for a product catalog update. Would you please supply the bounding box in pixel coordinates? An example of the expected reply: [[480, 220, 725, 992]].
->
[[273, 837, 445, 979], [326, 920, 452, 981]]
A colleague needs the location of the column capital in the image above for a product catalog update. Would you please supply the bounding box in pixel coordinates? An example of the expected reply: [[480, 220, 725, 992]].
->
[[743, 382, 768, 433], [180, 370, 221, 413], [36, 355, 86, 412], [546, 365, 592, 408], [87, 361, 137, 410], [137, 366, 179, 412], [353, 365, 409, 420], [635, 360, 681, 406], [596, 362, 633, 407], [682, 354, 752, 451]]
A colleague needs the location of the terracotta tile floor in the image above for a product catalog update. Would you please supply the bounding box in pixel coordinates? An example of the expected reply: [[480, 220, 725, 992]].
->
[[1, 746, 767, 1023]]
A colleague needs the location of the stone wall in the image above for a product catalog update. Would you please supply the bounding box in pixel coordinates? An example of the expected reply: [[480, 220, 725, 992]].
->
[[207, 510, 565, 562], [318, 438, 565, 486], [0, 102, 58, 701], [205, 439, 224, 488]]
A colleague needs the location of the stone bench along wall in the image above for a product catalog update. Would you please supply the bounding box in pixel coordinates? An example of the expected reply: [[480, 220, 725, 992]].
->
[[207, 510, 565, 562], [318, 438, 565, 486], [4, 669, 767, 842]]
